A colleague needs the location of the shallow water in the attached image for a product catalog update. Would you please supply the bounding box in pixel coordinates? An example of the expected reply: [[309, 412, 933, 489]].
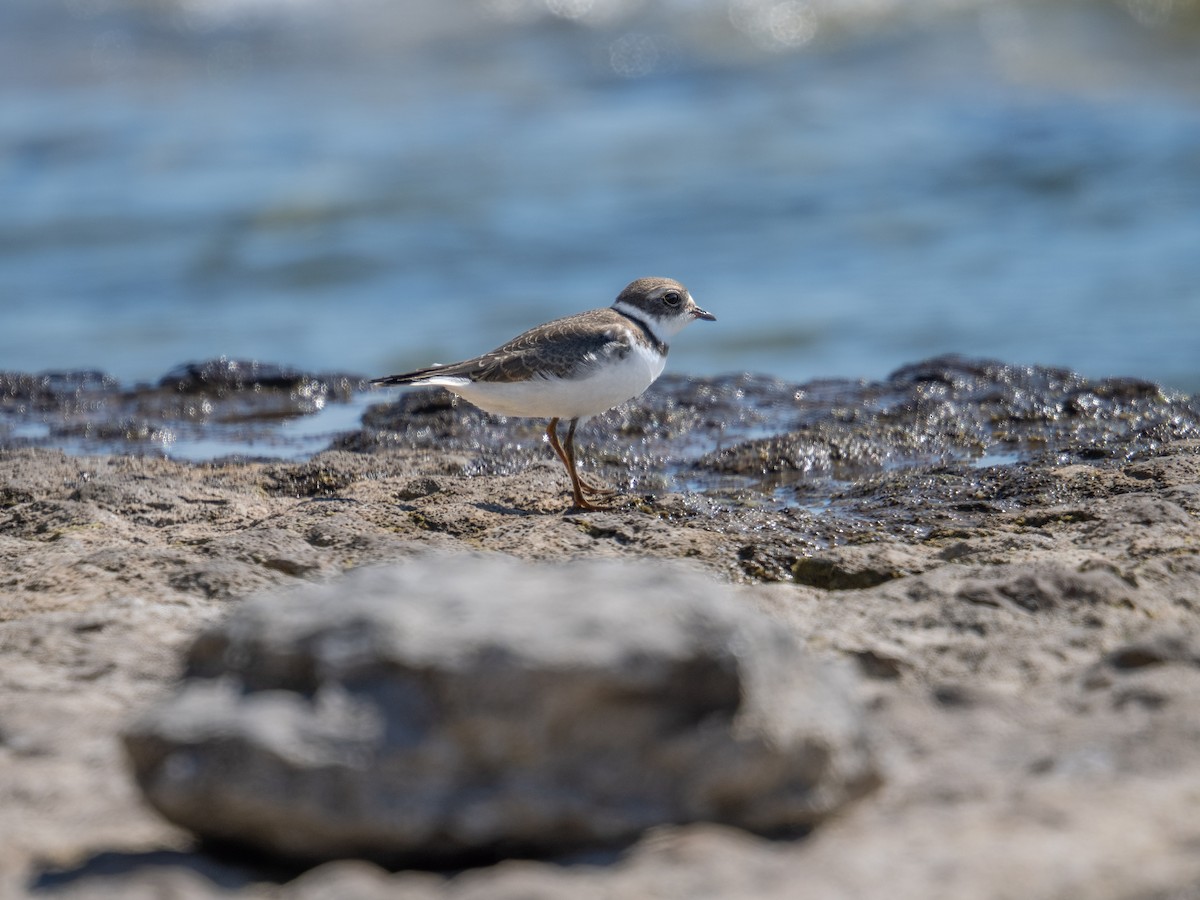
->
[[3, 0, 1200, 399]]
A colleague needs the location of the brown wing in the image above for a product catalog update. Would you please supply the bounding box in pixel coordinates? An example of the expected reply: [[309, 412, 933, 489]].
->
[[372, 309, 633, 386]]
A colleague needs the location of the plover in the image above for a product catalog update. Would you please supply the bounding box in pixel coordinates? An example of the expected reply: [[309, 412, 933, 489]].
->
[[372, 277, 715, 510]]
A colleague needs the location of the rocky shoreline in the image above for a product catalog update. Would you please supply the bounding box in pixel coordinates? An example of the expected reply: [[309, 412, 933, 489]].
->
[[3, 356, 1200, 898]]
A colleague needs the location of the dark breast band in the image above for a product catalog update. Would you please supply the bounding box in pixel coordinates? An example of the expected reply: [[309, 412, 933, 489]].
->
[[616, 310, 668, 357]]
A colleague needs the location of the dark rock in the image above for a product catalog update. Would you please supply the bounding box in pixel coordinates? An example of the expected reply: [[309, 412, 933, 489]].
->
[[159, 360, 340, 397]]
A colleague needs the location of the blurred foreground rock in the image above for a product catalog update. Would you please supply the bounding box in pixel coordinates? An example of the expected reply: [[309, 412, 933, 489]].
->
[[123, 556, 879, 866]]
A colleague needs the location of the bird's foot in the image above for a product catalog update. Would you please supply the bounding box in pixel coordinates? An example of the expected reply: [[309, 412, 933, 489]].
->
[[579, 479, 619, 498], [566, 490, 626, 512]]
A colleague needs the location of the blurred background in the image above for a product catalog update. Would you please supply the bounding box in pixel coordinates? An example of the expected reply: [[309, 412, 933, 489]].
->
[[3, 0, 1200, 392]]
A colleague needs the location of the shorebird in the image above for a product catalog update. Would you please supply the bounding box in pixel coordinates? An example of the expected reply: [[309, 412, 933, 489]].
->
[[372, 277, 715, 510]]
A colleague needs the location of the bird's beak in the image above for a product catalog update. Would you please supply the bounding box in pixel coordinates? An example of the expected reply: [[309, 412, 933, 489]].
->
[[692, 306, 716, 322]]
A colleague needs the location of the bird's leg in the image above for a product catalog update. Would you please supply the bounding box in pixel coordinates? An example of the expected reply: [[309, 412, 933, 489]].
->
[[563, 420, 617, 497], [546, 418, 605, 494], [564, 418, 618, 502], [546, 417, 572, 477], [564, 420, 619, 496], [546, 417, 597, 510], [546, 419, 617, 508]]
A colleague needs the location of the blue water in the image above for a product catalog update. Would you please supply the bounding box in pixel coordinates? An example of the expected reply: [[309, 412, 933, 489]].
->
[[4, 0, 1200, 393]]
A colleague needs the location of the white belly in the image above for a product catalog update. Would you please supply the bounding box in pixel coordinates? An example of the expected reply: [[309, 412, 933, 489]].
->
[[426, 344, 666, 419]]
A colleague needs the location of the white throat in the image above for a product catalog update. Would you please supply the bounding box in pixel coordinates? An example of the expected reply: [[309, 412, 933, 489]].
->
[[612, 299, 687, 345]]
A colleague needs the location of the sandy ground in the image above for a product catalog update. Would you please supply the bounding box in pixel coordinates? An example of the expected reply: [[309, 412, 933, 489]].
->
[[4, 360, 1200, 897]]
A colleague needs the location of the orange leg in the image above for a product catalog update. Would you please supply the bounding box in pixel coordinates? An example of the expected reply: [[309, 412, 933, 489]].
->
[[546, 418, 615, 510], [563, 418, 618, 498]]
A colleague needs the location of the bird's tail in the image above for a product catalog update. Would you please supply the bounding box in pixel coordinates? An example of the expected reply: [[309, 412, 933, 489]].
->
[[370, 364, 448, 387]]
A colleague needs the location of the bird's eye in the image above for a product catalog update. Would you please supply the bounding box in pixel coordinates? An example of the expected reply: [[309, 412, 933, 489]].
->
[[663, 291, 682, 307]]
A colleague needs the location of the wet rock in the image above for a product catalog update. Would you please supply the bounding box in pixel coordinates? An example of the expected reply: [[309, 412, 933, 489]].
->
[[5, 357, 1199, 518], [123, 556, 880, 866], [0, 359, 367, 459], [0, 370, 119, 416], [159, 360, 336, 396]]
